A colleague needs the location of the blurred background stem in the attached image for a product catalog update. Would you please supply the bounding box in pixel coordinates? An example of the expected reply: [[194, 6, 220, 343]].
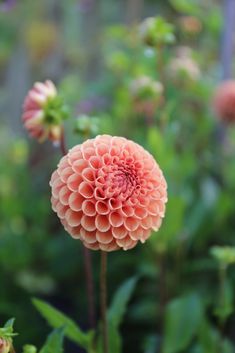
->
[[100, 251, 108, 353]]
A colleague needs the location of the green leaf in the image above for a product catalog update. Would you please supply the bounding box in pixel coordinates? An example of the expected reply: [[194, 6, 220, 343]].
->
[[39, 328, 64, 353], [33, 298, 94, 350], [103, 277, 138, 353], [108, 276, 138, 328], [0, 318, 18, 338], [169, 0, 201, 15], [163, 293, 203, 353], [4, 318, 15, 329]]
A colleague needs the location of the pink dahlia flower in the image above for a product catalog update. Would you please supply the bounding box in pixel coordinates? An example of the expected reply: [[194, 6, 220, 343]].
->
[[0, 339, 10, 353], [22, 80, 66, 143], [213, 80, 235, 123], [50, 135, 167, 251]]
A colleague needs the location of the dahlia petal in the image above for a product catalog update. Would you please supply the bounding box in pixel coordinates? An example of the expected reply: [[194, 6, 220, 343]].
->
[[66, 209, 82, 227], [80, 229, 97, 244], [82, 200, 96, 216], [68, 192, 84, 211], [79, 181, 94, 198], [56, 203, 68, 219], [96, 230, 113, 244], [95, 215, 110, 232], [82, 168, 96, 182], [67, 174, 83, 192], [70, 226, 81, 239], [95, 200, 109, 215], [109, 211, 123, 227], [124, 217, 140, 231], [59, 186, 71, 205], [81, 215, 96, 231], [112, 225, 128, 239], [72, 159, 88, 174], [60, 167, 74, 183]]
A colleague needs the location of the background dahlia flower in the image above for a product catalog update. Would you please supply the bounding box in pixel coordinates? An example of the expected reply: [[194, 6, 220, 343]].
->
[[0, 338, 10, 353], [22, 80, 68, 143], [50, 135, 167, 251], [213, 80, 235, 123]]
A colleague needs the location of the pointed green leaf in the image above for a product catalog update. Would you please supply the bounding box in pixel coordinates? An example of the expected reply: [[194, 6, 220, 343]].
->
[[163, 293, 203, 353], [108, 276, 138, 328], [32, 298, 94, 350], [39, 328, 64, 353]]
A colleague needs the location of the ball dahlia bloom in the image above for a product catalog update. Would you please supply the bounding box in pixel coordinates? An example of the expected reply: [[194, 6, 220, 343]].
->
[[213, 80, 235, 123], [22, 80, 67, 143], [0, 338, 10, 353], [50, 135, 167, 251]]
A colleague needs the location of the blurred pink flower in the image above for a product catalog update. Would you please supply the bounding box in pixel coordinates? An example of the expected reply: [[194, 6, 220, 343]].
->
[[50, 135, 167, 251], [22, 80, 63, 143], [213, 80, 235, 123], [0, 338, 10, 353]]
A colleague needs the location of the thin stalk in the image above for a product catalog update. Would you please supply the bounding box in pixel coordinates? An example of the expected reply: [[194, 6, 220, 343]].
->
[[100, 251, 109, 353], [59, 129, 96, 329], [83, 246, 96, 328], [218, 265, 227, 351]]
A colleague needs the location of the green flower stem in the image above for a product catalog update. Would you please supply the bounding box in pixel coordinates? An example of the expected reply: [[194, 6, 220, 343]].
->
[[218, 264, 227, 353], [100, 251, 109, 353]]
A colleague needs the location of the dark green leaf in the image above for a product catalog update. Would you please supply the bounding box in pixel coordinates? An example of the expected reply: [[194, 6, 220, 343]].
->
[[163, 293, 203, 353], [39, 328, 64, 353], [33, 298, 94, 350]]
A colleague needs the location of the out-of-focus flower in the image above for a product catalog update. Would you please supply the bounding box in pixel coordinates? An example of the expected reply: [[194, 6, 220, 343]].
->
[[0, 339, 10, 353], [168, 46, 200, 81], [139, 16, 175, 47], [130, 76, 164, 116], [25, 22, 57, 62], [107, 51, 130, 73], [210, 246, 235, 267], [50, 135, 167, 251], [74, 115, 99, 137], [179, 16, 202, 35], [213, 81, 235, 123], [22, 80, 68, 143]]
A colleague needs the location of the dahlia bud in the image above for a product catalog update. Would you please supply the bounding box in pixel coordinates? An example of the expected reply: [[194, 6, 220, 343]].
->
[[22, 80, 69, 143], [213, 80, 235, 124], [0, 338, 10, 353], [50, 135, 167, 251], [130, 76, 164, 116], [74, 115, 99, 138], [211, 246, 235, 268], [22, 344, 37, 353], [139, 16, 175, 47]]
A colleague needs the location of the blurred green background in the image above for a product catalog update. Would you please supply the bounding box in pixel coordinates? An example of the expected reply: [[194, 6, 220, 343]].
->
[[1, 0, 235, 352]]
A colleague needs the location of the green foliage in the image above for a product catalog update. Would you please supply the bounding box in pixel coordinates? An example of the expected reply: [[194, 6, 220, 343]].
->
[[32, 299, 94, 350], [22, 345, 37, 353], [39, 328, 64, 353], [163, 293, 203, 353], [210, 246, 235, 267], [0, 318, 17, 340]]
